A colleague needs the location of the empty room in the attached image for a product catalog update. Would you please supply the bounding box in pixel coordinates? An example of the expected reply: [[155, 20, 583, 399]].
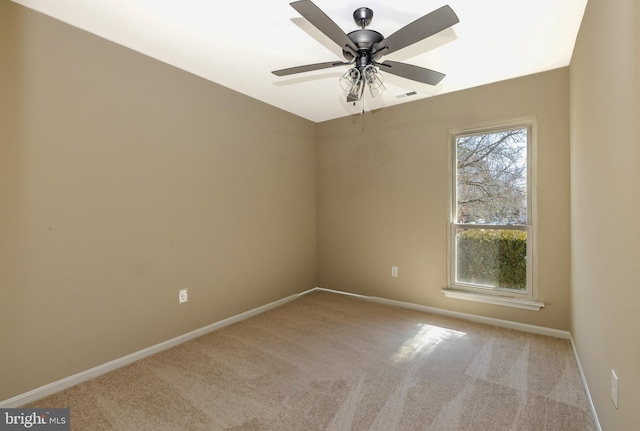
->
[[1, 0, 638, 430]]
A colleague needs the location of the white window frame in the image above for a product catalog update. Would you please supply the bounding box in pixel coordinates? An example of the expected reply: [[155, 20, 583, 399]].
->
[[445, 117, 541, 309]]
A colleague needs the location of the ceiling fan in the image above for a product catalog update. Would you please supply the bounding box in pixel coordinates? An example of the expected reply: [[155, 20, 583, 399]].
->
[[272, 1, 459, 102]]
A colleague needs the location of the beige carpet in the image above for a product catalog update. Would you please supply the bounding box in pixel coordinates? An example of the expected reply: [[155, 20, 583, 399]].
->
[[28, 290, 597, 430]]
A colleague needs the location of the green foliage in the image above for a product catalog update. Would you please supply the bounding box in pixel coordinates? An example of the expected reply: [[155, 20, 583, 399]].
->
[[456, 229, 527, 290]]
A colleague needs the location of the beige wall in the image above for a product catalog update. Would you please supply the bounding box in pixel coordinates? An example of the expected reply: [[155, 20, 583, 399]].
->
[[0, 2, 317, 401], [570, 0, 640, 429], [317, 69, 571, 330]]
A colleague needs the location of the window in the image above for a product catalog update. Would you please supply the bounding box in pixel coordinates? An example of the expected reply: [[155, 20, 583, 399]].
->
[[448, 119, 535, 300]]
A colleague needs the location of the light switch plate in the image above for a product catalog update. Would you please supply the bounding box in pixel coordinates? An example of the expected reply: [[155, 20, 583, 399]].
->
[[178, 288, 188, 304]]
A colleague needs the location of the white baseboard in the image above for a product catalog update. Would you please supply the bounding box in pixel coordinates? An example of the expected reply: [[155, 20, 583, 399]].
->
[[313, 287, 570, 339], [0, 289, 313, 408], [570, 335, 603, 431]]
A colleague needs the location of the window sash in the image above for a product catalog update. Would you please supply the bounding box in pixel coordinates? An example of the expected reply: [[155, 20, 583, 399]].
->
[[450, 224, 532, 294]]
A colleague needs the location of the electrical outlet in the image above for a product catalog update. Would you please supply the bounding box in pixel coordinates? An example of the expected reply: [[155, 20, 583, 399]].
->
[[178, 288, 188, 304], [611, 369, 619, 408], [391, 266, 398, 278]]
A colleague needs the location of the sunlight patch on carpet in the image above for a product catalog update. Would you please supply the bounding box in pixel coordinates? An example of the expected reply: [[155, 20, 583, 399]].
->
[[392, 323, 466, 363]]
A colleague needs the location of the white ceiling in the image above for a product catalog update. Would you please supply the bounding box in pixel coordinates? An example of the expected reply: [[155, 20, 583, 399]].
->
[[13, 0, 587, 123]]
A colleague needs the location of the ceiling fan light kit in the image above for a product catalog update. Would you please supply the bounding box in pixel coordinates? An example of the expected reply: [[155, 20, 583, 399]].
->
[[364, 65, 385, 97], [272, 0, 459, 105]]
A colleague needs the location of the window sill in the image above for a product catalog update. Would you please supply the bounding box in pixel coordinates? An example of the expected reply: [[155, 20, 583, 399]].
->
[[441, 288, 545, 311]]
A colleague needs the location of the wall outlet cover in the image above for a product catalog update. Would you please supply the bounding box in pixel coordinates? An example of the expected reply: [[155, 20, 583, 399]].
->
[[611, 369, 619, 409]]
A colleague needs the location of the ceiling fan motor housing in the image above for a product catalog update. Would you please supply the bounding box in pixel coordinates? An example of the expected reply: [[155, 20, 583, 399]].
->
[[343, 29, 384, 64]]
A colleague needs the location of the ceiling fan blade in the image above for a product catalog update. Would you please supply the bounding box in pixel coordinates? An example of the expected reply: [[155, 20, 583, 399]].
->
[[374, 5, 459, 57], [272, 61, 349, 76], [377, 60, 445, 85], [290, 0, 359, 55]]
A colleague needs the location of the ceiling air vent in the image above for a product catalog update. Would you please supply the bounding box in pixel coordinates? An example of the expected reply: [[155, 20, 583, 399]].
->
[[396, 91, 418, 99]]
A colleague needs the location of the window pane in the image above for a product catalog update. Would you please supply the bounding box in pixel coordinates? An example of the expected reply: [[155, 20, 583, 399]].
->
[[456, 128, 527, 225], [455, 228, 527, 290]]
